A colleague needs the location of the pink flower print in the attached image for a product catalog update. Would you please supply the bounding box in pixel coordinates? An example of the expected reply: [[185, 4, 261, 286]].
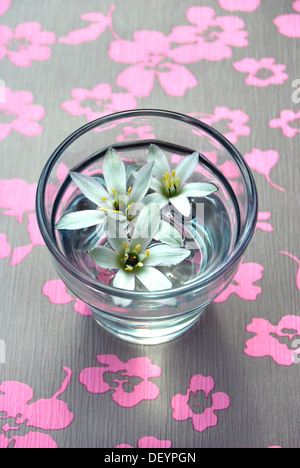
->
[[294, 0, 300, 13], [168, 7, 248, 64], [108, 30, 198, 97], [116, 437, 172, 449], [256, 212, 273, 233], [0, 0, 10, 16], [0, 234, 11, 259], [0, 367, 73, 448], [244, 148, 285, 192], [171, 375, 230, 433], [200, 107, 251, 144], [0, 89, 45, 140], [274, 1, 300, 38], [42, 279, 92, 317], [79, 355, 161, 408], [0, 179, 37, 223], [233, 58, 288, 87], [269, 110, 300, 138], [244, 315, 300, 366], [9, 213, 45, 266], [0, 22, 55, 67], [218, 0, 260, 11], [214, 262, 264, 303], [278, 251, 300, 291], [59, 6, 118, 45], [116, 125, 156, 142], [61, 83, 137, 123]]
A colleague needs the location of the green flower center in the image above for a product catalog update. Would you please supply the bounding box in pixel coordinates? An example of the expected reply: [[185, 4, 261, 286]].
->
[[163, 170, 179, 196]]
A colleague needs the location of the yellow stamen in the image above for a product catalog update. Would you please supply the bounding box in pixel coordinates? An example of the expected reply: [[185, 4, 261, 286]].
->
[[172, 170, 176, 178], [170, 179, 175, 189], [125, 267, 133, 271], [175, 177, 179, 188], [165, 179, 170, 190], [123, 241, 129, 251], [101, 197, 107, 201], [165, 172, 170, 182], [127, 186, 132, 195], [111, 188, 117, 196], [137, 262, 143, 267], [146, 249, 150, 258], [98, 208, 108, 212], [127, 202, 134, 210], [112, 210, 120, 213], [134, 244, 141, 252]]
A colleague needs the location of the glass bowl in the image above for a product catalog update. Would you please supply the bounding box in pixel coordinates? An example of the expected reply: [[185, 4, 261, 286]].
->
[[36, 109, 258, 345]]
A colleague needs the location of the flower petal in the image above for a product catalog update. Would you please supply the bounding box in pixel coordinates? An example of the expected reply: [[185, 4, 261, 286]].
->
[[180, 182, 218, 198], [106, 215, 129, 255], [55, 210, 106, 230], [145, 244, 190, 267], [103, 147, 127, 196], [175, 152, 199, 185], [143, 192, 169, 210], [130, 203, 160, 251], [88, 246, 120, 269], [169, 194, 191, 217], [147, 144, 170, 181], [113, 268, 135, 290], [155, 219, 184, 246], [128, 161, 154, 203], [135, 267, 172, 291], [70, 172, 108, 206]]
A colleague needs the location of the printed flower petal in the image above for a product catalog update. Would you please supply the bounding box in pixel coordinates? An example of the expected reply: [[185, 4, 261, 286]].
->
[[103, 147, 127, 196], [70, 172, 108, 205], [175, 152, 199, 185], [88, 246, 120, 269], [180, 182, 218, 198], [55, 210, 106, 230], [169, 194, 192, 217], [145, 244, 190, 267], [135, 266, 172, 291], [129, 161, 154, 204], [147, 144, 170, 181]]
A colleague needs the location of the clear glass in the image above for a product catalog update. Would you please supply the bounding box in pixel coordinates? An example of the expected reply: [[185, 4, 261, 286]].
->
[[36, 109, 258, 344]]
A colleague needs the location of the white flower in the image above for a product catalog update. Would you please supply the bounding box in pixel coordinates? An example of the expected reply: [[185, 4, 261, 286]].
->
[[144, 144, 218, 217], [55, 147, 154, 230], [88, 204, 191, 296]]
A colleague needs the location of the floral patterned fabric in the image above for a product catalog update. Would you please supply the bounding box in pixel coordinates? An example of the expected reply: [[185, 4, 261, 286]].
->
[[0, 0, 299, 448]]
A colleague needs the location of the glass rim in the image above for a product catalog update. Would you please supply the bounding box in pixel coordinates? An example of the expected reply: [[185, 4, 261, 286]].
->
[[36, 108, 258, 300]]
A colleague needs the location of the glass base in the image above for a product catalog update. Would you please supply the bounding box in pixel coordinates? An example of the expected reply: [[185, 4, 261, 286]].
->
[[91, 307, 206, 345]]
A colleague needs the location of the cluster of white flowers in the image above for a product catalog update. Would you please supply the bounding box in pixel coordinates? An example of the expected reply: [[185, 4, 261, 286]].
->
[[55, 145, 217, 294]]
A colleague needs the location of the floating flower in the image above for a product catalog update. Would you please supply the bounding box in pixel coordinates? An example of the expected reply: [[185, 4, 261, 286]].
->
[[55, 147, 154, 230], [144, 144, 217, 217], [233, 58, 288, 87], [89, 205, 191, 296], [0, 22, 55, 67]]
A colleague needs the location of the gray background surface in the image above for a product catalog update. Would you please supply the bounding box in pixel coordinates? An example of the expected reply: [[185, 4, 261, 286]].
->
[[0, 0, 299, 448]]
